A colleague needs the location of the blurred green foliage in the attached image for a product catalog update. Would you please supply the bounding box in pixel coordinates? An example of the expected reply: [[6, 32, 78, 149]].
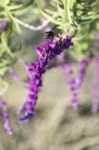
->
[[0, 0, 99, 95], [0, 0, 35, 76], [38, 0, 99, 60]]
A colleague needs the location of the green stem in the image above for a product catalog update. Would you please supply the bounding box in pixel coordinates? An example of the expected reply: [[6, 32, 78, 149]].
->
[[64, 0, 67, 22], [67, 0, 73, 24]]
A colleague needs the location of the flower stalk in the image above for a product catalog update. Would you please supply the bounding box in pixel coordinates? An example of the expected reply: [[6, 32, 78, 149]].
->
[[18, 35, 73, 123]]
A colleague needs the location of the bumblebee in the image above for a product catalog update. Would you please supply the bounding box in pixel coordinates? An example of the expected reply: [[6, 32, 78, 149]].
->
[[44, 31, 54, 40]]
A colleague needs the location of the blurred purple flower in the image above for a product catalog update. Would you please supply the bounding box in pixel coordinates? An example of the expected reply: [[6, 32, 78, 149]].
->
[[64, 64, 79, 109], [64, 58, 90, 110], [0, 18, 8, 33], [18, 35, 73, 123], [76, 58, 90, 88], [96, 32, 99, 41], [0, 100, 13, 135], [9, 67, 21, 82], [92, 56, 99, 113]]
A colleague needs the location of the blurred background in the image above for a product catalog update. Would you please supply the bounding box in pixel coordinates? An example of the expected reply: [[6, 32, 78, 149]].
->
[[0, 0, 99, 150]]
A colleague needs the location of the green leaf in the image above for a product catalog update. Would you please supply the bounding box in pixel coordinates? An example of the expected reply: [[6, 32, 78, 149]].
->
[[0, 60, 10, 68], [6, 10, 22, 33], [1, 32, 12, 55], [44, 8, 57, 15], [10, 0, 34, 15], [53, 0, 62, 5], [0, 0, 10, 6], [41, 10, 62, 25], [8, 4, 23, 11], [0, 79, 8, 95], [57, 4, 64, 18]]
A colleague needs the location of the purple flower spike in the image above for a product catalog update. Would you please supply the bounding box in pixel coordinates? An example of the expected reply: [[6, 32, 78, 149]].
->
[[18, 35, 73, 123], [64, 58, 90, 110], [64, 64, 79, 109], [77, 59, 90, 88], [92, 56, 99, 113], [0, 18, 8, 33], [18, 111, 35, 123], [0, 100, 13, 135], [72, 97, 79, 110]]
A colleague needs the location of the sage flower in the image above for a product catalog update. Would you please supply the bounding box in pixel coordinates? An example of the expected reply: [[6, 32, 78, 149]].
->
[[92, 56, 99, 113], [18, 35, 73, 123], [0, 100, 13, 135], [64, 58, 90, 110], [76, 58, 90, 88], [64, 63, 79, 109]]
